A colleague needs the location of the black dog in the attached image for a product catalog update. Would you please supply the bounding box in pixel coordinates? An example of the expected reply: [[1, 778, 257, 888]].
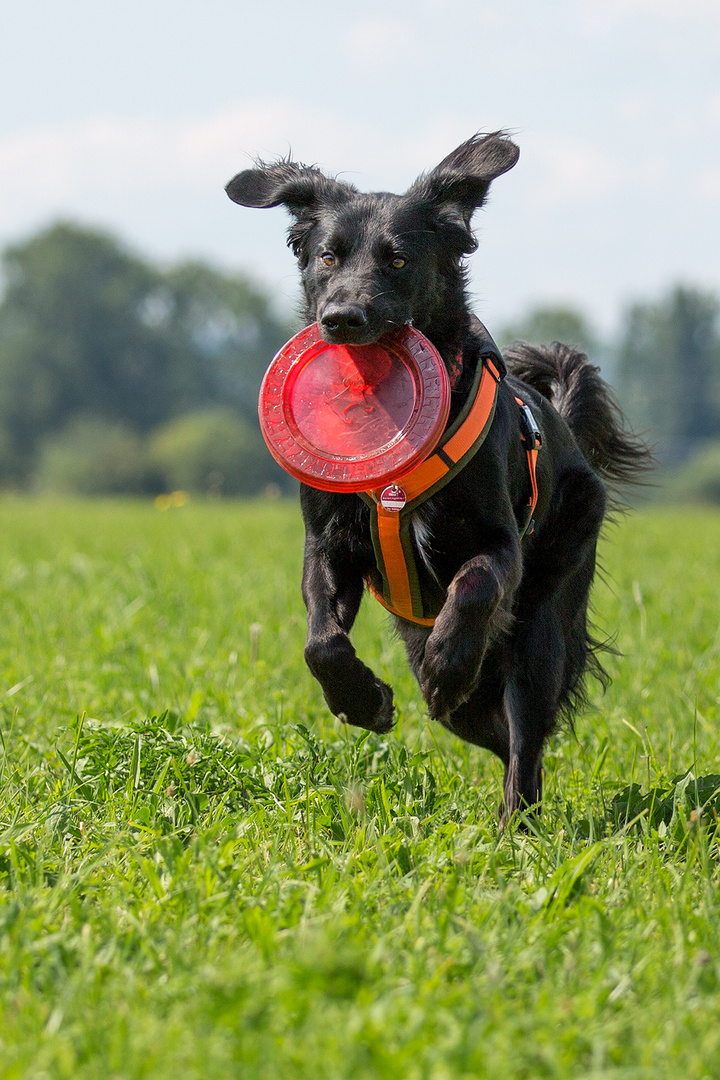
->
[[226, 132, 650, 822]]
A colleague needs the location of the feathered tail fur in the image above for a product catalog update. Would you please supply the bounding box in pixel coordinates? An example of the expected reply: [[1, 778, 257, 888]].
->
[[504, 341, 654, 502]]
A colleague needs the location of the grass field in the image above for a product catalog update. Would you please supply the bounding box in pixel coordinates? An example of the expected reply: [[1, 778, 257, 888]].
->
[[1, 497, 720, 1079]]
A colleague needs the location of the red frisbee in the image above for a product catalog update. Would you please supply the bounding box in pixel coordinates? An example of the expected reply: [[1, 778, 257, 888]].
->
[[258, 323, 451, 492]]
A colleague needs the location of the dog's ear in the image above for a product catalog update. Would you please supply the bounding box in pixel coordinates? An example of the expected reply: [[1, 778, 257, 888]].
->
[[226, 162, 356, 263], [409, 132, 519, 246], [226, 161, 355, 213], [424, 131, 519, 210]]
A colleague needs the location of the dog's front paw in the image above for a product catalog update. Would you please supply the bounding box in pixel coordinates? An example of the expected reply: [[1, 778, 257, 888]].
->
[[325, 675, 395, 735], [419, 630, 483, 722]]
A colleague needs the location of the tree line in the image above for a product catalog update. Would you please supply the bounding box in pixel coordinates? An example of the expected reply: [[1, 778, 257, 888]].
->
[[0, 221, 718, 497], [0, 222, 294, 496]]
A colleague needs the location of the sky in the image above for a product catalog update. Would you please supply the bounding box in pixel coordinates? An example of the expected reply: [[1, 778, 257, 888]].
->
[[1, 0, 718, 337]]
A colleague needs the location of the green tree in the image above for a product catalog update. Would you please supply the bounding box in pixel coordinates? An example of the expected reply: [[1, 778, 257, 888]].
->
[[616, 285, 720, 454], [0, 222, 293, 488], [148, 408, 282, 496], [34, 417, 148, 495], [497, 305, 599, 356], [162, 261, 291, 422], [0, 223, 179, 463]]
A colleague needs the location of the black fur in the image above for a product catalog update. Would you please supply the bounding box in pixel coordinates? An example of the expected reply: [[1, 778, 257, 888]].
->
[[226, 132, 651, 823]]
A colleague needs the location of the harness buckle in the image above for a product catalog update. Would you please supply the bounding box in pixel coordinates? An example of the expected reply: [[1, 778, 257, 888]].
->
[[518, 402, 543, 449]]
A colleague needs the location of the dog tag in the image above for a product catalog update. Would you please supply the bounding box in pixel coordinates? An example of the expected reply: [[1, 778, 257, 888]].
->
[[380, 484, 407, 512]]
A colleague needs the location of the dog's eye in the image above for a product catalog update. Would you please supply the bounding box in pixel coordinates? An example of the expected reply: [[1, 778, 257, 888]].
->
[[320, 252, 336, 267], [391, 256, 407, 270]]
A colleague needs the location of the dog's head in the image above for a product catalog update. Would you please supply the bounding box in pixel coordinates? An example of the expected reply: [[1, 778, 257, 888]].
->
[[226, 132, 518, 347]]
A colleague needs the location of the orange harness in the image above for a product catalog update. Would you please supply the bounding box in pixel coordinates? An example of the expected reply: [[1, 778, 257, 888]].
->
[[360, 356, 540, 625]]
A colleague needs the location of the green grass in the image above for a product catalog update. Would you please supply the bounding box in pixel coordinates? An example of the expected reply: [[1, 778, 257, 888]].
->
[[1, 497, 720, 1079]]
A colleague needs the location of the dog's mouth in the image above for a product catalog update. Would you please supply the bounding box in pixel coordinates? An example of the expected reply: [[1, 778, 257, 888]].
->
[[320, 326, 383, 346]]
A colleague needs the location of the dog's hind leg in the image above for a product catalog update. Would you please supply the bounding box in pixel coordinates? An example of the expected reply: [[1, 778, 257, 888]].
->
[[302, 533, 395, 734], [398, 624, 511, 761], [442, 675, 510, 765], [501, 600, 568, 823], [498, 464, 607, 823]]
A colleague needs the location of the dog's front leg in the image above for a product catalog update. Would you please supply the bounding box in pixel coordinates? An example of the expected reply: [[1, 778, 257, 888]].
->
[[302, 536, 394, 734], [420, 531, 521, 722]]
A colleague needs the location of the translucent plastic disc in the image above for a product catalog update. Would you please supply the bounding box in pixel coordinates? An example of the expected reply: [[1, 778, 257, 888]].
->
[[258, 323, 451, 493]]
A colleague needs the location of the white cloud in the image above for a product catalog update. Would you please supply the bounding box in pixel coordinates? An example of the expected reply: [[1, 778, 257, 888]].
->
[[0, 99, 490, 231], [517, 136, 628, 206], [0, 102, 319, 206]]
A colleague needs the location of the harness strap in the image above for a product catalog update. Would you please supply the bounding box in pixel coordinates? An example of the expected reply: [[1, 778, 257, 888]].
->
[[360, 324, 542, 626], [361, 355, 502, 624], [514, 396, 540, 537]]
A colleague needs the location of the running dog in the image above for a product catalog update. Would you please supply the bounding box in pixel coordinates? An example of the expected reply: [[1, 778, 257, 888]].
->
[[226, 132, 650, 822]]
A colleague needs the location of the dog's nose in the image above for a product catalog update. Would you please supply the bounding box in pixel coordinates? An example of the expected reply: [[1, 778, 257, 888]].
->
[[320, 304, 368, 336]]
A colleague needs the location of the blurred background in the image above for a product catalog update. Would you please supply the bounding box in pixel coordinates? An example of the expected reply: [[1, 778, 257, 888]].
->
[[0, 0, 718, 500]]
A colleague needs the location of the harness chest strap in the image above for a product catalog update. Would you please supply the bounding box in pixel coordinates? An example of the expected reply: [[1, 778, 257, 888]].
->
[[361, 360, 540, 625]]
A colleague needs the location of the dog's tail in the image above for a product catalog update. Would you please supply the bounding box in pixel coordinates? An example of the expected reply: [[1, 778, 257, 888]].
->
[[505, 341, 653, 714], [504, 341, 653, 500]]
